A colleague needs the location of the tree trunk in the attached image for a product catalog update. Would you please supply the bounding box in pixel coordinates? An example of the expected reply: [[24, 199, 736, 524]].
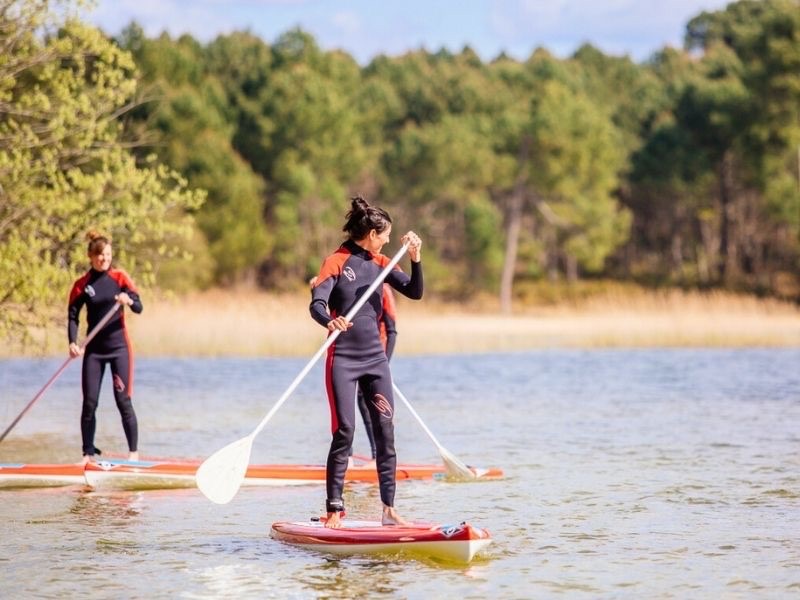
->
[[697, 216, 715, 284], [565, 253, 578, 282], [718, 150, 739, 283], [670, 202, 685, 280], [499, 136, 530, 314], [500, 193, 522, 314]]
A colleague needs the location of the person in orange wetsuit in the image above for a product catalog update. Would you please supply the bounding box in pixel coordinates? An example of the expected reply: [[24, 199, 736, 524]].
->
[[310, 196, 422, 528], [68, 230, 143, 464]]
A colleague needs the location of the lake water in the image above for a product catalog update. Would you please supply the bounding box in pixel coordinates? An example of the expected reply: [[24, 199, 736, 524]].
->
[[1, 349, 799, 599]]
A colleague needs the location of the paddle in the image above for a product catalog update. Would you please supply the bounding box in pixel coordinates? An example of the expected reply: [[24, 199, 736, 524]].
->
[[0, 302, 121, 444], [196, 242, 410, 504], [392, 383, 477, 481]]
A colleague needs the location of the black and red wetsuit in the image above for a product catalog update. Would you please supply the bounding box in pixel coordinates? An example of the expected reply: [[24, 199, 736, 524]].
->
[[68, 268, 142, 457], [355, 285, 397, 460], [310, 240, 422, 513]]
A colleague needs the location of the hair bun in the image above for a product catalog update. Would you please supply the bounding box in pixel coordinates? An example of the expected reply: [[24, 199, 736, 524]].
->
[[350, 195, 369, 212], [85, 229, 109, 242]]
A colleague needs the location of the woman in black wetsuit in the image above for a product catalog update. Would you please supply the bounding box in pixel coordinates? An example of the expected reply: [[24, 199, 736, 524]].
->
[[310, 197, 423, 528], [68, 230, 143, 464]]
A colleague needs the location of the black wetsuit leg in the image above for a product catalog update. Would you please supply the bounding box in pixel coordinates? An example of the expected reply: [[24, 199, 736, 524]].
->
[[325, 356, 359, 509], [356, 387, 377, 459], [359, 361, 397, 508], [108, 352, 138, 452], [80, 352, 104, 456]]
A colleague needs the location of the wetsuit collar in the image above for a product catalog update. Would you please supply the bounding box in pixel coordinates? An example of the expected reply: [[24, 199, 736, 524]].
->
[[343, 238, 373, 259]]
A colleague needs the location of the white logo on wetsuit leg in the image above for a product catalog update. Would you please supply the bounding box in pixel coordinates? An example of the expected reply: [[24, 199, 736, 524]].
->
[[343, 266, 356, 282], [372, 394, 393, 419], [85, 285, 96, 297]]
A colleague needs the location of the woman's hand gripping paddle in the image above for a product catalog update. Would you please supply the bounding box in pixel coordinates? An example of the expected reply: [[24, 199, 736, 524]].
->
[[392, 383, 477, 481], [196, 243, 410, 504], [0, 303, 121, 444]]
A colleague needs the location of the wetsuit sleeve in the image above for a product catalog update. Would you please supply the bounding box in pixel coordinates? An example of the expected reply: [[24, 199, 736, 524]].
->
[[383, 313, 397, 360], [67, 282, 85, 344], [117, 270, 143, 314], [386, 261, 423, 300], [125, 289, 143, 314], [310, 275, 336, 328], [381, 285, 398, 359]]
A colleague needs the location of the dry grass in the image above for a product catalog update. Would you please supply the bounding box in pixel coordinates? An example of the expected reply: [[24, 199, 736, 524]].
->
[[6, 286, 798, 358], [394, 289, 800, 353]]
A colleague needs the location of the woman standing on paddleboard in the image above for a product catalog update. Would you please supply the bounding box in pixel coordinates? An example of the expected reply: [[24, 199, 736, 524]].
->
[[310, 197, 423, 528], [68, 230, 143, 465]]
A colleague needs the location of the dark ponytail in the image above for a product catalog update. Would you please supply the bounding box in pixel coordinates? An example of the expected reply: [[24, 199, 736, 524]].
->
[[342, 196, 391, 240]]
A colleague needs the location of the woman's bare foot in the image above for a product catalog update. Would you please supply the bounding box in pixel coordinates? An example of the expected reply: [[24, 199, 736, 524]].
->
[[80, 454, 93, 466], [128, 451, 139, 462], [324, 512, 343, 528], [382, 505, 410, 526]]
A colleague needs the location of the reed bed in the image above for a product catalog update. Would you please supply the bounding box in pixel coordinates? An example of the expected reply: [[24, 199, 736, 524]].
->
[[3, 287, 798, 358], [10, 287, 795, 358]]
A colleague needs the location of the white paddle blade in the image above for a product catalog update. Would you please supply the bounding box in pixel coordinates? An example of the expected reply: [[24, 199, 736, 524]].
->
[[195, 435, 254, 504], [440, 447, 477, 481]]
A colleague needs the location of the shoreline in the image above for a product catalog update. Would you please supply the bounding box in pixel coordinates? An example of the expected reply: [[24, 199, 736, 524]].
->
[[5, 288, 799, 358]]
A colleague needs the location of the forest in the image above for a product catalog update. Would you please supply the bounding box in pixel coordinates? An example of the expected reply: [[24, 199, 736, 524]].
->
[[1, 0, 798, 339]]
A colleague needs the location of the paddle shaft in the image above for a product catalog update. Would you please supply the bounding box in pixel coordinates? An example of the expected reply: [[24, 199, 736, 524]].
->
[[392, 382, 475, 479], [249, 243, 410, 440], [392, 383, 446, 451], [0, 302, 121, 443]]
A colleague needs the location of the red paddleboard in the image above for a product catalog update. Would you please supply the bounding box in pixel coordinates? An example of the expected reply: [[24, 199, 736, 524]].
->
[[1, 456, 503, 490], [270, 519, 493, 563], [0, 463, 85, 488]]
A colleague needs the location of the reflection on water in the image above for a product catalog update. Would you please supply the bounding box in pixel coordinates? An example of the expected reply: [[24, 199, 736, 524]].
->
[[1, 349, 799, 598], [69, 490, 145, 527]]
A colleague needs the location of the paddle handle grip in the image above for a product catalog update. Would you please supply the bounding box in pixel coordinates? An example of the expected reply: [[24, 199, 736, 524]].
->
[[250, 243, 410, 438], [0, 302, 121, 443]]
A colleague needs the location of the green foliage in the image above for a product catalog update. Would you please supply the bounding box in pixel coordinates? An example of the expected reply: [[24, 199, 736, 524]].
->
[[14, 0, 791, 309], [615, 0, 800, 293], [464, 194, 504, 289], [0, 1, 203, 341], [119, 27, 270, 286], [254, 36, 368, 286], [523, 79, 631, 274]]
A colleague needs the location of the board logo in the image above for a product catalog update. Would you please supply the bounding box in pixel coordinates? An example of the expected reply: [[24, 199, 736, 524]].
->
[[440, 524, 464, 538]]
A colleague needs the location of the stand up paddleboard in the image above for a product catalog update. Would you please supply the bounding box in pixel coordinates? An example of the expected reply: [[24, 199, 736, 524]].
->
[[1, 457, 504, 490], [0, 463, 85, 488], [270, 519, 492, 563], [82, 458, 503, 490]]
